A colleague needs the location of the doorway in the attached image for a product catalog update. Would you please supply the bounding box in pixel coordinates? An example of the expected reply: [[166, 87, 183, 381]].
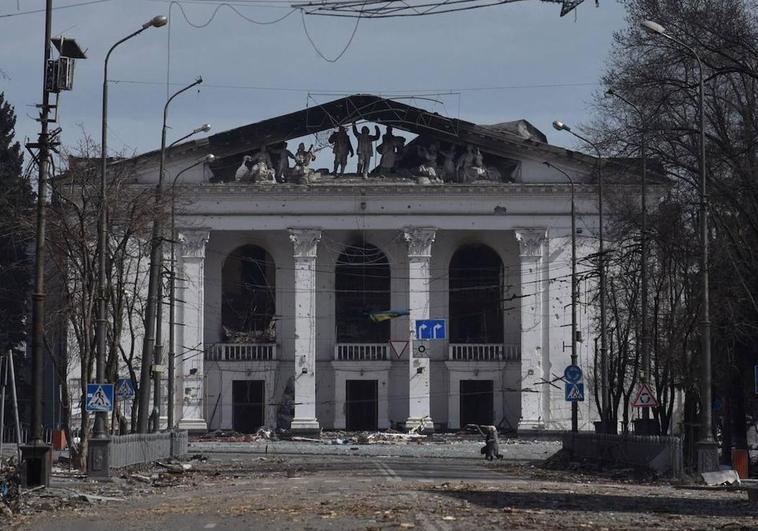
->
[[460, 380, 494, 427], [232, 380, 265, 433], [345, 380, 378, 431]]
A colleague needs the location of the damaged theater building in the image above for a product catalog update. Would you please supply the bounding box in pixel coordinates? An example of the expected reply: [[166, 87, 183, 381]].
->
[[109, 94, 632, 435]]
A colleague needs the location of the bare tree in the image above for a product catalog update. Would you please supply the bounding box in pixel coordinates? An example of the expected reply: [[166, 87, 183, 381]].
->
[[45, 135, 157, 469], [589, 0, 757, 463]]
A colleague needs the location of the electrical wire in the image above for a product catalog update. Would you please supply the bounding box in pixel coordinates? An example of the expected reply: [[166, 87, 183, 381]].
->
[[0, 0, 113, 18]]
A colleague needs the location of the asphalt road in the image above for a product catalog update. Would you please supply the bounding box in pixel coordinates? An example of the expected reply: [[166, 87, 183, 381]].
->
[[14, 452, 758, 530]]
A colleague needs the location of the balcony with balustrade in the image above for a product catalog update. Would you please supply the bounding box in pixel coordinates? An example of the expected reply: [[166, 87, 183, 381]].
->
[[205, 343, 277, 362], [333, 343, 389, 361], [448, 343, 520, 362]]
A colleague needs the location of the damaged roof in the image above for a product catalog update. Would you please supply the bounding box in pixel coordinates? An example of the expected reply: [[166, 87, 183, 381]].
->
[[134, 93, 595, 168]]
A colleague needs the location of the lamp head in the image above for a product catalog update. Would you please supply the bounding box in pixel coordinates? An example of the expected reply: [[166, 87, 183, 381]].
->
[[552, 120, 570, 132], [143, 15, 168, 29], [195, 76, 203, 85], [205, 154, 216, 163], [641, 20, 667, 36], [194, 123, 211, 134], [605, 88, 615, 97]]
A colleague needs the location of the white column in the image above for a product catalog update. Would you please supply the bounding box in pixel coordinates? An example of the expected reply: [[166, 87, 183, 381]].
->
[[404, 227, 436, 432], [289, 228, 322, 434], [177, 230, 209, 431], [516, 228, 547, 431]]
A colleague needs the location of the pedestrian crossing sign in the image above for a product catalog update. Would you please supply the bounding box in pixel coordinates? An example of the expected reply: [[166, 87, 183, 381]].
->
[[116, 378, 135, 399], [565, 383, 584, 402], [86, 383, 114, 413]]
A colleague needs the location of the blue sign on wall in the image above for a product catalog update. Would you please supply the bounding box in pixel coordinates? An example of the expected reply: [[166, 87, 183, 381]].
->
[[86, 383, 114, 413], [415, 319, 446, 340], [565, 383, 584, 402]]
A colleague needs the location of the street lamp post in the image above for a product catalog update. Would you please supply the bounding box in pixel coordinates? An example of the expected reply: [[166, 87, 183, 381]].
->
[[89, 14, 167, 478], [20, 0, 54, 488], [553, 120, 612, 433], [642, 19, 718, 472], [141, 77, 203, 433], [543, 161, 578, 433], [167, 150, 213, 430], [605, 89, 657, 435]]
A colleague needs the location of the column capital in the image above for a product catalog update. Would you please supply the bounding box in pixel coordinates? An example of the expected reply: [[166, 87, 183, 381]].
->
[[178, 230, 210, 259], [515, 228, 547, 258], [288, 228, 322, 258], [403, 227, 437, 258]]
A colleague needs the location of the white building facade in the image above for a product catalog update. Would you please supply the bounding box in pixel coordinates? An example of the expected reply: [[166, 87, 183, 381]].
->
[[121, 95, 617, 435]]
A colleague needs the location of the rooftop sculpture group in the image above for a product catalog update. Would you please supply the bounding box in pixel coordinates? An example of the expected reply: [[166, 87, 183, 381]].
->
[[232, 122, 509, 184]]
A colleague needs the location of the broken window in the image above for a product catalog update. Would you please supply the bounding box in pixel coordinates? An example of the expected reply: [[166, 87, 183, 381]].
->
[[449, 244, 504, 343], [335, 243, 391, 343], [221, 245, 276, 342]]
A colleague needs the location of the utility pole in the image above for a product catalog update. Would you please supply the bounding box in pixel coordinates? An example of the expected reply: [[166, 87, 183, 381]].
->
[[140, 76, 201, 433], [20, 0, 54, 488], [544, 162, 578, 432], [553, 120, 610, 433], [642, 19, 719, 472]]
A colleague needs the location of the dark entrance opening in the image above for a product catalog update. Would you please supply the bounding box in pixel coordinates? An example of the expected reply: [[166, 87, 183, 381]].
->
[[460, 380, 494, 427], [345, 380, 378, 431], [232, 380, 265, 433], [449, 244, 504, 343], [335, 243, 391, 343]]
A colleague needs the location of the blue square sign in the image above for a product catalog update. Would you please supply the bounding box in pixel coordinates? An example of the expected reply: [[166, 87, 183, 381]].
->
[[415, 319, 446, 340], [565, 383, 584, 402], [86, 383, 114, 413]]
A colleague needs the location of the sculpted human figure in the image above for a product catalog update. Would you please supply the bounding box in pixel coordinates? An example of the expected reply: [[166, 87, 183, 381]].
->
[[352, 122, 380, 179], [251, 145, 276, 183], [377, 125, 406, 173], [328, 126, 354, 176], [457, 145, 487, 183], [416, 141, 440, 179], [440, 144, 457, 182], [275, 142, 295, 182], [291, 143, 317, 183]]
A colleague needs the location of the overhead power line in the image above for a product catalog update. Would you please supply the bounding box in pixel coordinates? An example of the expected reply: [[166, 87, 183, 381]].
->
[[290, 0, 591, 19], [0, 0, 113, 18]]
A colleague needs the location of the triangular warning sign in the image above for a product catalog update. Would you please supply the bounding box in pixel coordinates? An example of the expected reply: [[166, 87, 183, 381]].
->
[[632, 383, 659, 408], [88, 385, 112, 410], [390, 340, 409, 359], [116, 379, 133, 398]]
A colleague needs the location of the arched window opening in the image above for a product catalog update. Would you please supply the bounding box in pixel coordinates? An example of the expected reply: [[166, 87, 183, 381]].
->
[[335, 243, 391, 343], [449, 244, 504, 343], [221, 245, 276, 342]]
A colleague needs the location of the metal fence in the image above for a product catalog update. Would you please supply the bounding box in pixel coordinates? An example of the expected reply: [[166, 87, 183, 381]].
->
[[1, 426, 53, 444], [109, 430, 188, 469], [562, 431, 684, 478]]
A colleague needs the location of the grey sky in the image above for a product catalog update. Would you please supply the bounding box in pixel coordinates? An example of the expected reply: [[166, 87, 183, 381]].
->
[[0, 0, 627, 159]]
